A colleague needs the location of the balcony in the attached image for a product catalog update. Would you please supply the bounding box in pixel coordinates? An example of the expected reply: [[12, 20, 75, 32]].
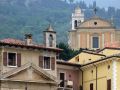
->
[[57, 80, 73, 90]]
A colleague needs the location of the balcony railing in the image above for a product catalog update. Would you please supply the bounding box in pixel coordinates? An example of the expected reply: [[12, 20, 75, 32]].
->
[[58, 80, 73, 90]]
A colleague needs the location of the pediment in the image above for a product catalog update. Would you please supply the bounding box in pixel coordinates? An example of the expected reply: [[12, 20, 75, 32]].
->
[[1, 63, 57, 84], [7, 68, 52, 81], [79, 16, 113, 28]]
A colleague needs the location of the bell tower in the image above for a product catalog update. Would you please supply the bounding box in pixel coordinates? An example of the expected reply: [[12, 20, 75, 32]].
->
[[72, 6, 84, 30], [44, 24, 56, 48]]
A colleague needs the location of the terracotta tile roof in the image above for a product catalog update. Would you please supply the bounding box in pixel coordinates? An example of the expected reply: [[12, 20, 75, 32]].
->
[[0, 38, 25, 45], [0, 38, 62, 52]]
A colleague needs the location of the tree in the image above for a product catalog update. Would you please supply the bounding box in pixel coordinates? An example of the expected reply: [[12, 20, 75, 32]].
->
[[57, 42, 82, 61]]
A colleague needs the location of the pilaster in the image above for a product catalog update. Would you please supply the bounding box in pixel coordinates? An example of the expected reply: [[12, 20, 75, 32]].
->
[[112, 60, 117, 90]]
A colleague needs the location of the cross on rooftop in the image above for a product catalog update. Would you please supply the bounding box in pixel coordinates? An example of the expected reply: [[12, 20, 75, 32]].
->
[[94, 8, 97, 15]]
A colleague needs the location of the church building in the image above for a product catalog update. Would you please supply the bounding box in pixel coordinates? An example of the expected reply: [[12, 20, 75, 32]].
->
[[68, 6, 120, 50]]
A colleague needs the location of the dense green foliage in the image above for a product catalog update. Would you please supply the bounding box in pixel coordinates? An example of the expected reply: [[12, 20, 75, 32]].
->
[[57, 42, 81, 61], [0, 0, 120, 43]]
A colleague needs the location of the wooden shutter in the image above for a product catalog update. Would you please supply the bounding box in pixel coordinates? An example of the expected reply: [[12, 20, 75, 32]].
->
[[39, 56, 43, 68], [17, 53, 21, 67], [107, 79, 111, 90], [51, 57, 55, 70], [3, 52, 7, 66]]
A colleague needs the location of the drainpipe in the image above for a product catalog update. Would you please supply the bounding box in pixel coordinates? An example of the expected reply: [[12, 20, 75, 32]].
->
[[79, 68, 83, 90], [93, 64, 97, 90]]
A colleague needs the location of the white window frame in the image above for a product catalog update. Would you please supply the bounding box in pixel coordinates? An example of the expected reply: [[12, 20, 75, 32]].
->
[[7, 52, 17, 67], [43, 56, 51, 70]]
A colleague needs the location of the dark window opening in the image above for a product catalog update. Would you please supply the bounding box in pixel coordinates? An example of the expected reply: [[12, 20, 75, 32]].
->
[[60, 73, 65, 87], [94, 22, 97, 25], [107, 79, 111, 90], [44, 57, 50, 69], [90, 83, 93, 90], [89, 59, 91, 61], [92, 37, 99, 48], [108, 65, 110, 70], [80, 85, 83, 90], [8, 53, 16, 66], [49, 34, 53, 47], [75, 56, 79, 62], [74, 20, 77, 28]]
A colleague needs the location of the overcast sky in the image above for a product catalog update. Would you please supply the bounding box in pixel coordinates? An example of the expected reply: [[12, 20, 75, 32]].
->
[[76, 0, 120, 9]]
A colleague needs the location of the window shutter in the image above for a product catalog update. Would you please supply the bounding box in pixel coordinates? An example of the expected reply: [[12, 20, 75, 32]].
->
[[3, 52, 7, 66], [17, 53, 21, 67], [107, 79, 111, 90], [51, 57, 55, 70], [39, 56, 43, 68]]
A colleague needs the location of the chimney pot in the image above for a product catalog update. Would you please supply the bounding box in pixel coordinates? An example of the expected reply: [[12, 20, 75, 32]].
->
[[25, 34, 32, 45]]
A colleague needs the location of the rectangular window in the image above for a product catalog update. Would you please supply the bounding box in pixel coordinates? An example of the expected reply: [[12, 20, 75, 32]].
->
[[107, 79, 111, 90], [8, 53, 16, 66], [60, 73, 65, 87], [92, 37, 99, 48], [43, 57, 50, 69], [90, 83, 93, 90]]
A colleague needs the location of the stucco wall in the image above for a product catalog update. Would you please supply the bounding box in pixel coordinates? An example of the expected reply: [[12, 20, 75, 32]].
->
[[1, 81, 57, 90], [1, 47, 57, 77], [99, 49, 120, 56], [79, 19, 112, 28], [69, 52, 103, 64], [57, 64, 79, 90], [82, 60, 112, 90]]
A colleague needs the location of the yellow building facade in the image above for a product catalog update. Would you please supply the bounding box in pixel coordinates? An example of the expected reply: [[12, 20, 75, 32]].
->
[[68, 47, 120, 90]]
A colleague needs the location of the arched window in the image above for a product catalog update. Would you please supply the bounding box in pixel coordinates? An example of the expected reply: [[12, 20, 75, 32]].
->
[[49, 34, 53, 47], [74, 20, 77, 28]]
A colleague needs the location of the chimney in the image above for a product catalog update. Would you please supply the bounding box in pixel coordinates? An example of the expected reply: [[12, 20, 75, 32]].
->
[[25, 34, 32, 45]]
